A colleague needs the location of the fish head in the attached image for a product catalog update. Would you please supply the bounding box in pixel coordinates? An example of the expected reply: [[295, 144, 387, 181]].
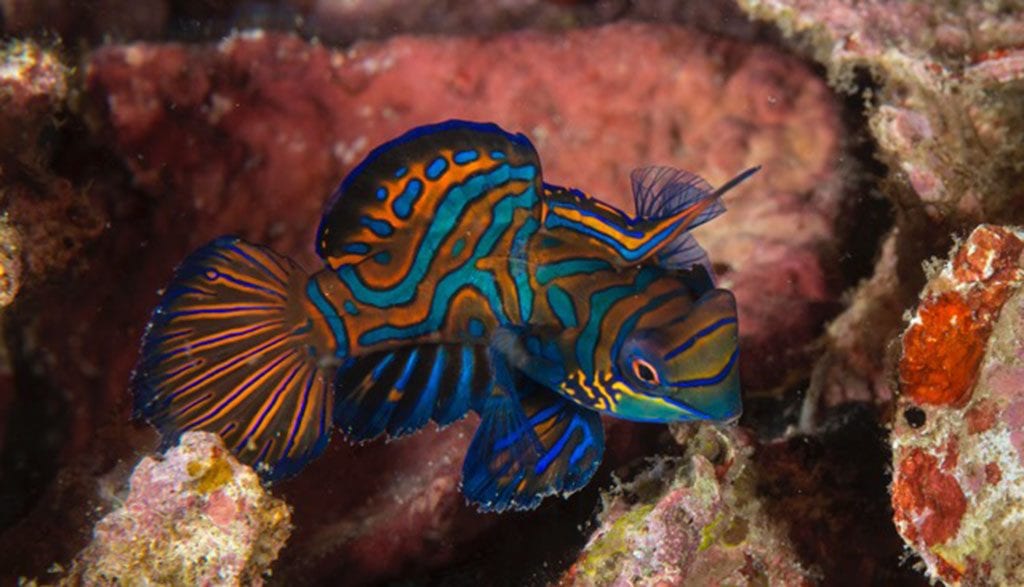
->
[[607, 286, 742, 423]]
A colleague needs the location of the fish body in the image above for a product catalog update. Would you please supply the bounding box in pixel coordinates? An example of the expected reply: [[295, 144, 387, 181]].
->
[[133, 120, 756, 510]]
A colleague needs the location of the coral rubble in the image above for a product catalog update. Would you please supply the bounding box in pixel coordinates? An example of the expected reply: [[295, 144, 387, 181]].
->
[[0, 39, 92, 309], [65, 431, 292, 586], [564, 425, 815, 586], [893, 225, 1024, 585]]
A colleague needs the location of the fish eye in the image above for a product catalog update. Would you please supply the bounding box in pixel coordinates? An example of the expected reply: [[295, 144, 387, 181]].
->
[[631, 358, 660, 386]]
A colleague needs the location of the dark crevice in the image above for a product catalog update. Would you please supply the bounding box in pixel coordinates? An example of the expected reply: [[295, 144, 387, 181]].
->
[[0, 306, 70, 529], [832, 64, 895, 292]]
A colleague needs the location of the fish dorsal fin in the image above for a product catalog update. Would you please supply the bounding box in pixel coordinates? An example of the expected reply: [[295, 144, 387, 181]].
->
[[626, 165, 760, 270], [632, 166, 720, 222], [316, 120, 544, 272], [333, 344, 494, 442], [539, 166, 757, 270]]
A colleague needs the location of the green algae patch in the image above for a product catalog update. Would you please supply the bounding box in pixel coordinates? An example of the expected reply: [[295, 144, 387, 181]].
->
[[698, 513, 725, 551], [575, 504, 654, 582]]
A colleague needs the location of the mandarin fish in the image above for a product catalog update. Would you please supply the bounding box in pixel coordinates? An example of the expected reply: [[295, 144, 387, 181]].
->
[[132, 120, 759, 512]]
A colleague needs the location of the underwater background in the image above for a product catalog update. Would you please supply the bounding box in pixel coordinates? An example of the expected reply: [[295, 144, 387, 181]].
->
[[2, 1, 1024, 585]]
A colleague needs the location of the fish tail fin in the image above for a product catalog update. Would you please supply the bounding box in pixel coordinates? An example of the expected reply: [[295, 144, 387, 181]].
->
[[132, 236, 338, 480]]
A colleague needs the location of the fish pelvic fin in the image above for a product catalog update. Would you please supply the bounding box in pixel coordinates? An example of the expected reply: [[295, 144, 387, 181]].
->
[[132, 236, 339, 481]]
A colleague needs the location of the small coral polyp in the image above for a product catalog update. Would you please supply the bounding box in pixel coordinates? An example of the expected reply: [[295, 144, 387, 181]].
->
[[893, 224, 1024, 585]]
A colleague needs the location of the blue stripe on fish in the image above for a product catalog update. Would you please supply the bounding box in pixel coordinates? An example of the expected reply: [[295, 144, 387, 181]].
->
[[426, 157, 448, 179], [535, 258, 611, 285], [306, 280, 349, 358], [510, 216, 539, 323], [337, 163, 538, 309], [454, 149, 479, 164], [393, 178, 424, 219], [668, 348, 739, 388], [663, 316, 737, 361], [359, 215, 395, 237], [546, 285, 577, 329]]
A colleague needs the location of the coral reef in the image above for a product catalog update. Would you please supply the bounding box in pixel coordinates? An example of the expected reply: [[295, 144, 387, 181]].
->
[[9, 1, 1024, 585], [64, 431, 291, 586], [0, 39, 101, 308], [739, 0, 1024, 426], [800, 230, 904, 426], [567, 406, 922, 586], [1, 0, 769, 48], [308, 0, 769, 44], [892, 225, 1024, 585], [2, 0, 168, 41], [563, 425, 815, 586]]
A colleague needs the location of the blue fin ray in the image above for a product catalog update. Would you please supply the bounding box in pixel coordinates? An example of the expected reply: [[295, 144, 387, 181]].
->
[[333, 344, 493, 441], [461, 351, 604, 512]]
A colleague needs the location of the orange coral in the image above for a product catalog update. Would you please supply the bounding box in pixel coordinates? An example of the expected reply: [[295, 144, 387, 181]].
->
[[899, 226, 1024, 406], [892, 449, 966, 548], [899, 293, 986, 406]]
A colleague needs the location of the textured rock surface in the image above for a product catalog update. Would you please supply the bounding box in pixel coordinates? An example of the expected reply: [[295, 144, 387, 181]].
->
[[2, 0, 169, 40], [308, 0, 770, 44], [1, 0, 770, 48], [739, 0, 1024, 226], [64, 431, 291, 586], [892, 225, 1024, 585], [0, 40, 103, 307], [566, 408, 922, 586], [737, 0, 1024, 426], [563, 425, 815, 586]]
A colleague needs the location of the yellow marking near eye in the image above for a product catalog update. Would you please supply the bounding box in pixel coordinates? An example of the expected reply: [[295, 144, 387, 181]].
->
[[591, 375, 616, 410], [611, 381, 641, 400], [571, 370, 597, 402]]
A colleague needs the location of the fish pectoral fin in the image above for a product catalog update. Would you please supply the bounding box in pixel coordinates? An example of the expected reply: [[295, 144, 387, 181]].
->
[[461, 349, 605, 512], [333, 344, 494, 442], [489, 325, 565, 389]]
